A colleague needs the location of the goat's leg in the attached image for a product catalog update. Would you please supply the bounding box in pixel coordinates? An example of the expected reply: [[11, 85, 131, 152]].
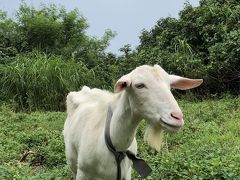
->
[[68, 158, 77, 180], [124, 167, 132, 180], [65, 145, 78, 179], [76, 169, 91, 180]]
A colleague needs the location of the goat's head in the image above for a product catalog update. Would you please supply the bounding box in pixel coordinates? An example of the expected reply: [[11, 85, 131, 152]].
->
[[115, 65, 203, 132]]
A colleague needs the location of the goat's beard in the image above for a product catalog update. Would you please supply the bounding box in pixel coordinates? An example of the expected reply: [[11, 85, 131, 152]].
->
[[144, 123, 164, 152]]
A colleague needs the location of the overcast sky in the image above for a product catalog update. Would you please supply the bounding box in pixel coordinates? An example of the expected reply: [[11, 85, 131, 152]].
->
[[1, 0, 200, 54]]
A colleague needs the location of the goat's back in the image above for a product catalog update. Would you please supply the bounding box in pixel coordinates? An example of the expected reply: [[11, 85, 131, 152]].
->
[[66, 86, 114, 115], [64, 86, 115, 142]]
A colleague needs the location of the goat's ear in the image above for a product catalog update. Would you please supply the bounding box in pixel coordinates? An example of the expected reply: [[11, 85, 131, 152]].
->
[[114, 74, 132, 93], [169, 75, 203, 90]]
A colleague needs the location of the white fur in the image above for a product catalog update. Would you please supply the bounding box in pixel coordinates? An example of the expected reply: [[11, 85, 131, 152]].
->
[[144, 124, 164, 152], [63, 64, 203, 180]]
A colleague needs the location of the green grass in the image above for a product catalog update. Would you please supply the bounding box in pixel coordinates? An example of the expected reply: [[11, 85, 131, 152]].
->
[[0, 98, 240, 179]]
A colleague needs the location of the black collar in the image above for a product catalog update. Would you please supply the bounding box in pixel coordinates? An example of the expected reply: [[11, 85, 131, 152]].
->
[[104, 107, 152, 180]]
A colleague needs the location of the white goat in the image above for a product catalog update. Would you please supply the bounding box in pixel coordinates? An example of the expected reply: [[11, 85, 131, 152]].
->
[[63, 64, 203, 180]]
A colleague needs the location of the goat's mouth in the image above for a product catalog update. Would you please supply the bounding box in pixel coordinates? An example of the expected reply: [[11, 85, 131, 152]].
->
[[159, 119, 182, 132]]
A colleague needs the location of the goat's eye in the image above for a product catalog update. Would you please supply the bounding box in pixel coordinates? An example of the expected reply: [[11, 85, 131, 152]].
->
[[135, 83, 146, 89]]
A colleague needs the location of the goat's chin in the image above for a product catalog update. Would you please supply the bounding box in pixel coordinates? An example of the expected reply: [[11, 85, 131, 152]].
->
[[159, 119, 182, 132], [145, 118, 181, 132], [160, 123, 181, 132]]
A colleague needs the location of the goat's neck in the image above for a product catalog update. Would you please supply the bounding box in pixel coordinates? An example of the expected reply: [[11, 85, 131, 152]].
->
[[110, 91, 140, 151]]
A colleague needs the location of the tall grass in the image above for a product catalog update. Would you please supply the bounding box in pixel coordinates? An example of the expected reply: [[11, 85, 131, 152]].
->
[[0, 53, 97, 111]]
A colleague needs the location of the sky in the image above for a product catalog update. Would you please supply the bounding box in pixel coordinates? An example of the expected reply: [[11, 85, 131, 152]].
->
[[1, 0, 200, 54]]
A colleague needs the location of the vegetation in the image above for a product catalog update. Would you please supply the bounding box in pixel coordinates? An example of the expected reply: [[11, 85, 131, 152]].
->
[[0, 52, 112, 111], [0, 0, 239, 111], [0, 0, 239, 179], [132, 0, 240, 95], [0, 2, 115, 62], [0, 98, 240, 179]]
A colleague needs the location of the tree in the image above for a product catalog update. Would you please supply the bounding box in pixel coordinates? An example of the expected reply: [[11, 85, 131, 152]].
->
[[135, 0, 240, 95], [0, 3, 115, 65]]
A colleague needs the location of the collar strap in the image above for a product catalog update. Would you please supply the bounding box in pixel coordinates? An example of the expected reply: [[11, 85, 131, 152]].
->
[[104, 107, 152, 180], [104, 107, 125, 180]]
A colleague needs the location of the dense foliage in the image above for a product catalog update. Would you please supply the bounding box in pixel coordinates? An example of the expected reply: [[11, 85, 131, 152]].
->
[[0, 3, 118, 110], [0, 3, 115, 63], [1, 98, 240, 179], [0, 0, 239, 111], [136, 0, 240, 95]]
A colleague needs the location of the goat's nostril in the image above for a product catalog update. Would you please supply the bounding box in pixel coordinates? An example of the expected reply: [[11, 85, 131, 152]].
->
[[171, 112, 183, 120]]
